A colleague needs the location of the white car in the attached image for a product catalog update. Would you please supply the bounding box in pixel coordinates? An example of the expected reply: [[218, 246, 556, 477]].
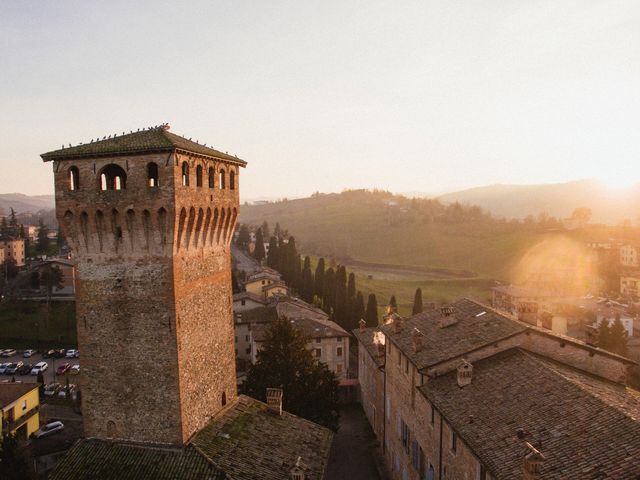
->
[[1, 349, 17, 357], [23, 349, 36, 358], [70, 364, 80, 375], [31, 362, 48, 375], [65, 349, 79, 358], [32, 421, 64, 439]]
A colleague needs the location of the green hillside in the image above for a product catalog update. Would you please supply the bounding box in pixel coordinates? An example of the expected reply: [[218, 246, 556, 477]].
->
[[239, 190, 577, 309]]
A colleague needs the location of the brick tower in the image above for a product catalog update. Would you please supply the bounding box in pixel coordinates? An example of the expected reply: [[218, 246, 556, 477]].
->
[[42, 124, 245, 444]]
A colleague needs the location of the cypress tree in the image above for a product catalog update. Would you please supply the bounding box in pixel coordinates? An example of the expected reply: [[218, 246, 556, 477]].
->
[[253, 228, 266, 262], [261, 221, 270, 240], [274, 222, 281, 239], [354, 291, 365, 324], [334, 266, 348, 328], [412, 288, 424, 315], [388, 295, 398, 313], [365, 294, 379, 327], [323, 267, 335, 314], [609, 316, 628, 356], [36, 219, 49, 255], [315, 258, 326, 299], [347, 273, 356, 301], [266, 236, 279, 269], [597, 319, 611, 350], [301, 258, 314, 303], [236, 224, 251, 248]]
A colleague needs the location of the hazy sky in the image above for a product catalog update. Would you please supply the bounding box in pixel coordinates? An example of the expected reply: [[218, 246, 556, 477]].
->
[[1, 0, 639, 199]]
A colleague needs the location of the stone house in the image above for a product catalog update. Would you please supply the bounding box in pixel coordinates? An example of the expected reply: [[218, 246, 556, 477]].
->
[[244, 268, 287, 298], [0, 237, 26, 267], [355, 298, 640, 479]]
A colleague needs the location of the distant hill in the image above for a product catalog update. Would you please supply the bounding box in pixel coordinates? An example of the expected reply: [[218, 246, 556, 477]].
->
[[437, 180, 640, 224], [0, 193, 55, 216]]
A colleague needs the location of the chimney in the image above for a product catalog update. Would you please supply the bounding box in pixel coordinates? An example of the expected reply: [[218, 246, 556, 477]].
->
[[393, 315, 403, 333], [439, 306, 458, 328], [523, 443, 545, 480], [517, 301, 538, 326], [290, 456, 308, 480], [266, 388, 283, 416], [411, 328, 425, 353], [457, 359, 473, 387], [359, 318, 367, 332]]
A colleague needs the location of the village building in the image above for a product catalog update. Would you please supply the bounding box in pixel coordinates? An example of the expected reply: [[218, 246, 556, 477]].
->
[[354, 298, 640, 479], [0, 237, 26, 267], [36, 258, 76, 297], [42, 126, 333, 479], [244, 268, 289, 299], [621, 272, 640, 298], [620, 243, 640, 268], [0, 383, 41, 441]]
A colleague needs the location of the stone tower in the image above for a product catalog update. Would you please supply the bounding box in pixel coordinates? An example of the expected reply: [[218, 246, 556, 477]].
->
[[41, 124, 246, 445]]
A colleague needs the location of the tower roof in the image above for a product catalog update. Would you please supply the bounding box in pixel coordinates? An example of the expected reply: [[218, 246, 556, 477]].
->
[[41, 124, 247, 166]]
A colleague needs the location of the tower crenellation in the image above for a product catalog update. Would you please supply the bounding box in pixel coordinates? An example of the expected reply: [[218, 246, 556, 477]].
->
[[43, 126, 246, 445]]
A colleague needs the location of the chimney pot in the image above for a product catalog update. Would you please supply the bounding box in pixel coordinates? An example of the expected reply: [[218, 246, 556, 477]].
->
[[266, 388, 283, 416], [290, 456, 308, 480], [359, 319, 367, 332], [457, 359, 473, 387], [523, 442, 545, 480], [411, 328, 424, 353]]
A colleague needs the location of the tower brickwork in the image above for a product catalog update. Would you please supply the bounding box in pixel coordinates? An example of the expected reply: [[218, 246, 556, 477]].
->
[[43, 126, 245, 444]]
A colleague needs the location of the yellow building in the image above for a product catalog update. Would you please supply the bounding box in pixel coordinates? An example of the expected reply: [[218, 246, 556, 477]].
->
[[0, 238, 26, 267], [1, 383, 41, 440], [244, 269, 286, 299]]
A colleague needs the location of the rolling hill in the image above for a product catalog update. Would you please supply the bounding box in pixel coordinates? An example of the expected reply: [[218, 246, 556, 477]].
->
[[437, 180, 640, 224], [0, 193, 55, 216]]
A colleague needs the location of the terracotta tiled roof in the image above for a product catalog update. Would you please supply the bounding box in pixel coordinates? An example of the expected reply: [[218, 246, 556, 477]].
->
[[40, 125, 247, 166], [47, 439, 225, 480], [191, 395, 333, 480], [380, 298, 527, 370], [0, 383, 39, 408], [252, 316, 348, 343], [232, 291, 268, 305], [421, 348, 640, 479], [352, 327, 385, 367]]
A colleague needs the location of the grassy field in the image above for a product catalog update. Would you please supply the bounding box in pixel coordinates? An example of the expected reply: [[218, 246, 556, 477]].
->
[[0, 301, 77, 349]]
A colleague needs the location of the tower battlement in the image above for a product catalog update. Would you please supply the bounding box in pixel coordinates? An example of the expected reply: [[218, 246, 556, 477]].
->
[[42, 126, 246, 444]]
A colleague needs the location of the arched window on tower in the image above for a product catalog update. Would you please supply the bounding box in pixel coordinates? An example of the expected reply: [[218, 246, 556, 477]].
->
[[69, 166, 80, 191], [208, 167, 215, 188], [147, 162, 159, 187], [196, 165, 203, 187], [98, 164, 127, 191], [219, 169, 226, 189], [182, 162, 190, 186], [229, 170, 235, 190]]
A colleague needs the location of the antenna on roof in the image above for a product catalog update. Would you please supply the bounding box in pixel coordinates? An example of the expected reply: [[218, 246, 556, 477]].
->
[[137, 128, 140, 132]]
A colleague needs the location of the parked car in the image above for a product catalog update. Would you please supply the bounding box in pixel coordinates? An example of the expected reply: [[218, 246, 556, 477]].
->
[[32, 421, 64, 439], [18, 363, 33, 375], [0, 363, 9, 374], [70, 364, 80, 375], [31, 362, 48, 375], [65, 349, 79, 358], [5, 362, 24, 375], [44, 383, 62, 396], [58, 384, 76, 399], [56, 363, 71, 375], [53, 349, 66, 358], [1, 349, 17, 357], [23, 349, 36, 358]]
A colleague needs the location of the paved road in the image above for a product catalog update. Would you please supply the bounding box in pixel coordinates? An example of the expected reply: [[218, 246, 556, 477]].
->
[[325, 404, 384, 480], [231, 245, 261, 276]]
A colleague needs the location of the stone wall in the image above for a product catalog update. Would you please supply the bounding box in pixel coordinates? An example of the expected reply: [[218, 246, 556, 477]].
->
[[51, 149, 241, 444]]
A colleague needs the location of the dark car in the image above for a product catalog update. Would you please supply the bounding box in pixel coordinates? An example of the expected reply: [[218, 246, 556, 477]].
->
[[18, 363, 33, 375], [53, 349, 66, 358], [42, 349, 56, 359], [56, 363, 71, 375], [5, 362, 24, 375]]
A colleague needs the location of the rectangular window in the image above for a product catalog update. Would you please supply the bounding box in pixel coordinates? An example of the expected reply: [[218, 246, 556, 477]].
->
[[315, 338, 321, 343], [241, 299, 246, 306], [479, 464, 487, 480], [22, 399, 27, 411], [336, 364, 343, 373], [337, 347, 343, 357], [430, 405, 435, 426], [397, 350, 401, 366], [315, 348, 322, 358], [411, 440, 420, 470], [337, 337, 343, 342], [405, 357, 409, 375], [245, 347, 251, 354], [245, 335, 249, 341], [451, 430, 457, 453]]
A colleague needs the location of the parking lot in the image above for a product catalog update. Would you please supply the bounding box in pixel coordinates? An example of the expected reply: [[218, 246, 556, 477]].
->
[[0, 349, 81, 387]]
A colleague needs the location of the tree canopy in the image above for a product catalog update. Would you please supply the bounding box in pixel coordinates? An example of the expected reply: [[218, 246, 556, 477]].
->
[[243, 318, 340, 430]]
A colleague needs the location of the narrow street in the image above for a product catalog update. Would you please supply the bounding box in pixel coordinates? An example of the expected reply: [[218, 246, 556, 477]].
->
[[325, 404, 385, 480]]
